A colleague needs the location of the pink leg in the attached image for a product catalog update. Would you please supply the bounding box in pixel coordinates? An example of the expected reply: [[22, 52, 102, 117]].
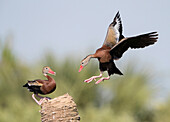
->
[[84, 72, 103, 83], [32, 94, 43, 105], [95, 76, 110, 84], [36, 94, 44, 99], [36, 94, 51, 100]]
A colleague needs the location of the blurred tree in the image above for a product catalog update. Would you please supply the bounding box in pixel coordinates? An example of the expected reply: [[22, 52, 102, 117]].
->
[[154, 97, 170, 122], [0, 37, 40, 122], [0, 37, 169, 122]]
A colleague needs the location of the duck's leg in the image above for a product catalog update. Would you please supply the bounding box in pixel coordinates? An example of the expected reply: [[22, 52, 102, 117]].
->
[[36, 94, 44, 99], [32, 94, 43, 105], [84, 72, 103, 83], [95, 76, 110, 84], [36, 94, 51, 100]]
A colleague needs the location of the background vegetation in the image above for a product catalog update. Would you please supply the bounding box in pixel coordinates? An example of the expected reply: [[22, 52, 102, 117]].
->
[[0, 39, 169, 122]]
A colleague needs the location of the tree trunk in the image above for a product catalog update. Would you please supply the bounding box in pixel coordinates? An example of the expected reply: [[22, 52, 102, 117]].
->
[[39, 93, 80, 122]]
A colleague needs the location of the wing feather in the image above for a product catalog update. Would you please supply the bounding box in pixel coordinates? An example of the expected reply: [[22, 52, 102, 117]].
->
[[103, 11, 124, 48], [27, 80, 43, 87], [110, 32, 158, 59]]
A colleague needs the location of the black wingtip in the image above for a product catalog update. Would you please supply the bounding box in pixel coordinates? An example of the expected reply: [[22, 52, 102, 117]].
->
[[148, 31, 159, 39], [148, 31, 158, 35], [117, 11, 120, 15], [141, 31, 158, 38], [115, 11, 120, 19], [111, 11, 121, 25]]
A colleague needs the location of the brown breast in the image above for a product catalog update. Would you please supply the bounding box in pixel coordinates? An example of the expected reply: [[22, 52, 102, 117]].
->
[[95, 46, 112, 63], [39, 75, 56, 94], [40, 82, 56, 94]]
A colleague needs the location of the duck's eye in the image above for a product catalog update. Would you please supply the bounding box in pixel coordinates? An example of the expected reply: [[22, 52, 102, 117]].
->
[[45, 67, 48, 69], [82, 62, 84, 64]]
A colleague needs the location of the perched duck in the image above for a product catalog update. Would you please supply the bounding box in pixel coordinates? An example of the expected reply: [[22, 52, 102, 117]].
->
[[79, 11, 158, 84], [23, 66, 56, 105]]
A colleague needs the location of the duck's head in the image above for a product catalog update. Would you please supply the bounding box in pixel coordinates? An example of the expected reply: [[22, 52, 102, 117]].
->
[[42, 66, 56, 76], [79, 55, 92, 72]]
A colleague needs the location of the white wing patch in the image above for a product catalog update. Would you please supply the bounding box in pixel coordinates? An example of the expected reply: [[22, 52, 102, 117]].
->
[[103, 11, 123, 48], [114, 16, 121, 42], [110, 23, 120, 42], [28, 81, 43, 86]]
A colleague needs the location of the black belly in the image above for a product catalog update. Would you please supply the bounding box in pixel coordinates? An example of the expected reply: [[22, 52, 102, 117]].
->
[[99, 61, 123, 76], [99, 62, 110, 71]]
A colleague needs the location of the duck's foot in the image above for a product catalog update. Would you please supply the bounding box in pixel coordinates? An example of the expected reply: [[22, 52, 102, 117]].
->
[[32, 94, 52, 105], [84, 77, 95, 83], [44, 97, 51, 100], [95, 76, 110, 84], [84, 73, 103, 83], [32, 94, 43, 105]]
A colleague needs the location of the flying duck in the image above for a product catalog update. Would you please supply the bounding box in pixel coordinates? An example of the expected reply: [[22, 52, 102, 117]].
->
[[79, 11, 158, 84]]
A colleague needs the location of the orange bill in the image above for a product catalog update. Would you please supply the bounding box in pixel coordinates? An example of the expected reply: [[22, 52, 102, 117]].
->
[[79, 65, 84, 72], [48, 68, 56, 75]]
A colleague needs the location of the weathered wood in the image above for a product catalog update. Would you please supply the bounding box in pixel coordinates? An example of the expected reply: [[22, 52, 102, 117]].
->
[[40, 93, 80, 122]]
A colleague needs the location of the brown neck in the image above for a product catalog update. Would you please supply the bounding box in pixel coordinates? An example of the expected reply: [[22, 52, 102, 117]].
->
[[83, 54, 94, 63], [45, 74, 54, 82], [87, 54, 95, 59]]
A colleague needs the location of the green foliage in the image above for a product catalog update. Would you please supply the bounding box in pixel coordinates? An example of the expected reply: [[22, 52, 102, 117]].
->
[[0, 40, 169, 122], [154, 98, 170, 122]]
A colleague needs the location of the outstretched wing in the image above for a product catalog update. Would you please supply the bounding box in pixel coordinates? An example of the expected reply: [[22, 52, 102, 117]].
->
[[103, 11, 124, 48], [110, 32, 158, 59]]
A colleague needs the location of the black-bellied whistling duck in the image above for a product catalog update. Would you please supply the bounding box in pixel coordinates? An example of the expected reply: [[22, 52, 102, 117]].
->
[[79, 11, 158, 84], [23, 66, 56, 105]]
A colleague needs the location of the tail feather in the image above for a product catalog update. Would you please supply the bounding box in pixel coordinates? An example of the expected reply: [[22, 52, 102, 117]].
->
[[114, 66, 123, 75], [108, 62, 123, 76], [23, 83, 28, 87]]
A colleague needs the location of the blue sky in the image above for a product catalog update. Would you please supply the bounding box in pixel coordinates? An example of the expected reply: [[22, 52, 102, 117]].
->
[[0, 0, 170, 100]]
